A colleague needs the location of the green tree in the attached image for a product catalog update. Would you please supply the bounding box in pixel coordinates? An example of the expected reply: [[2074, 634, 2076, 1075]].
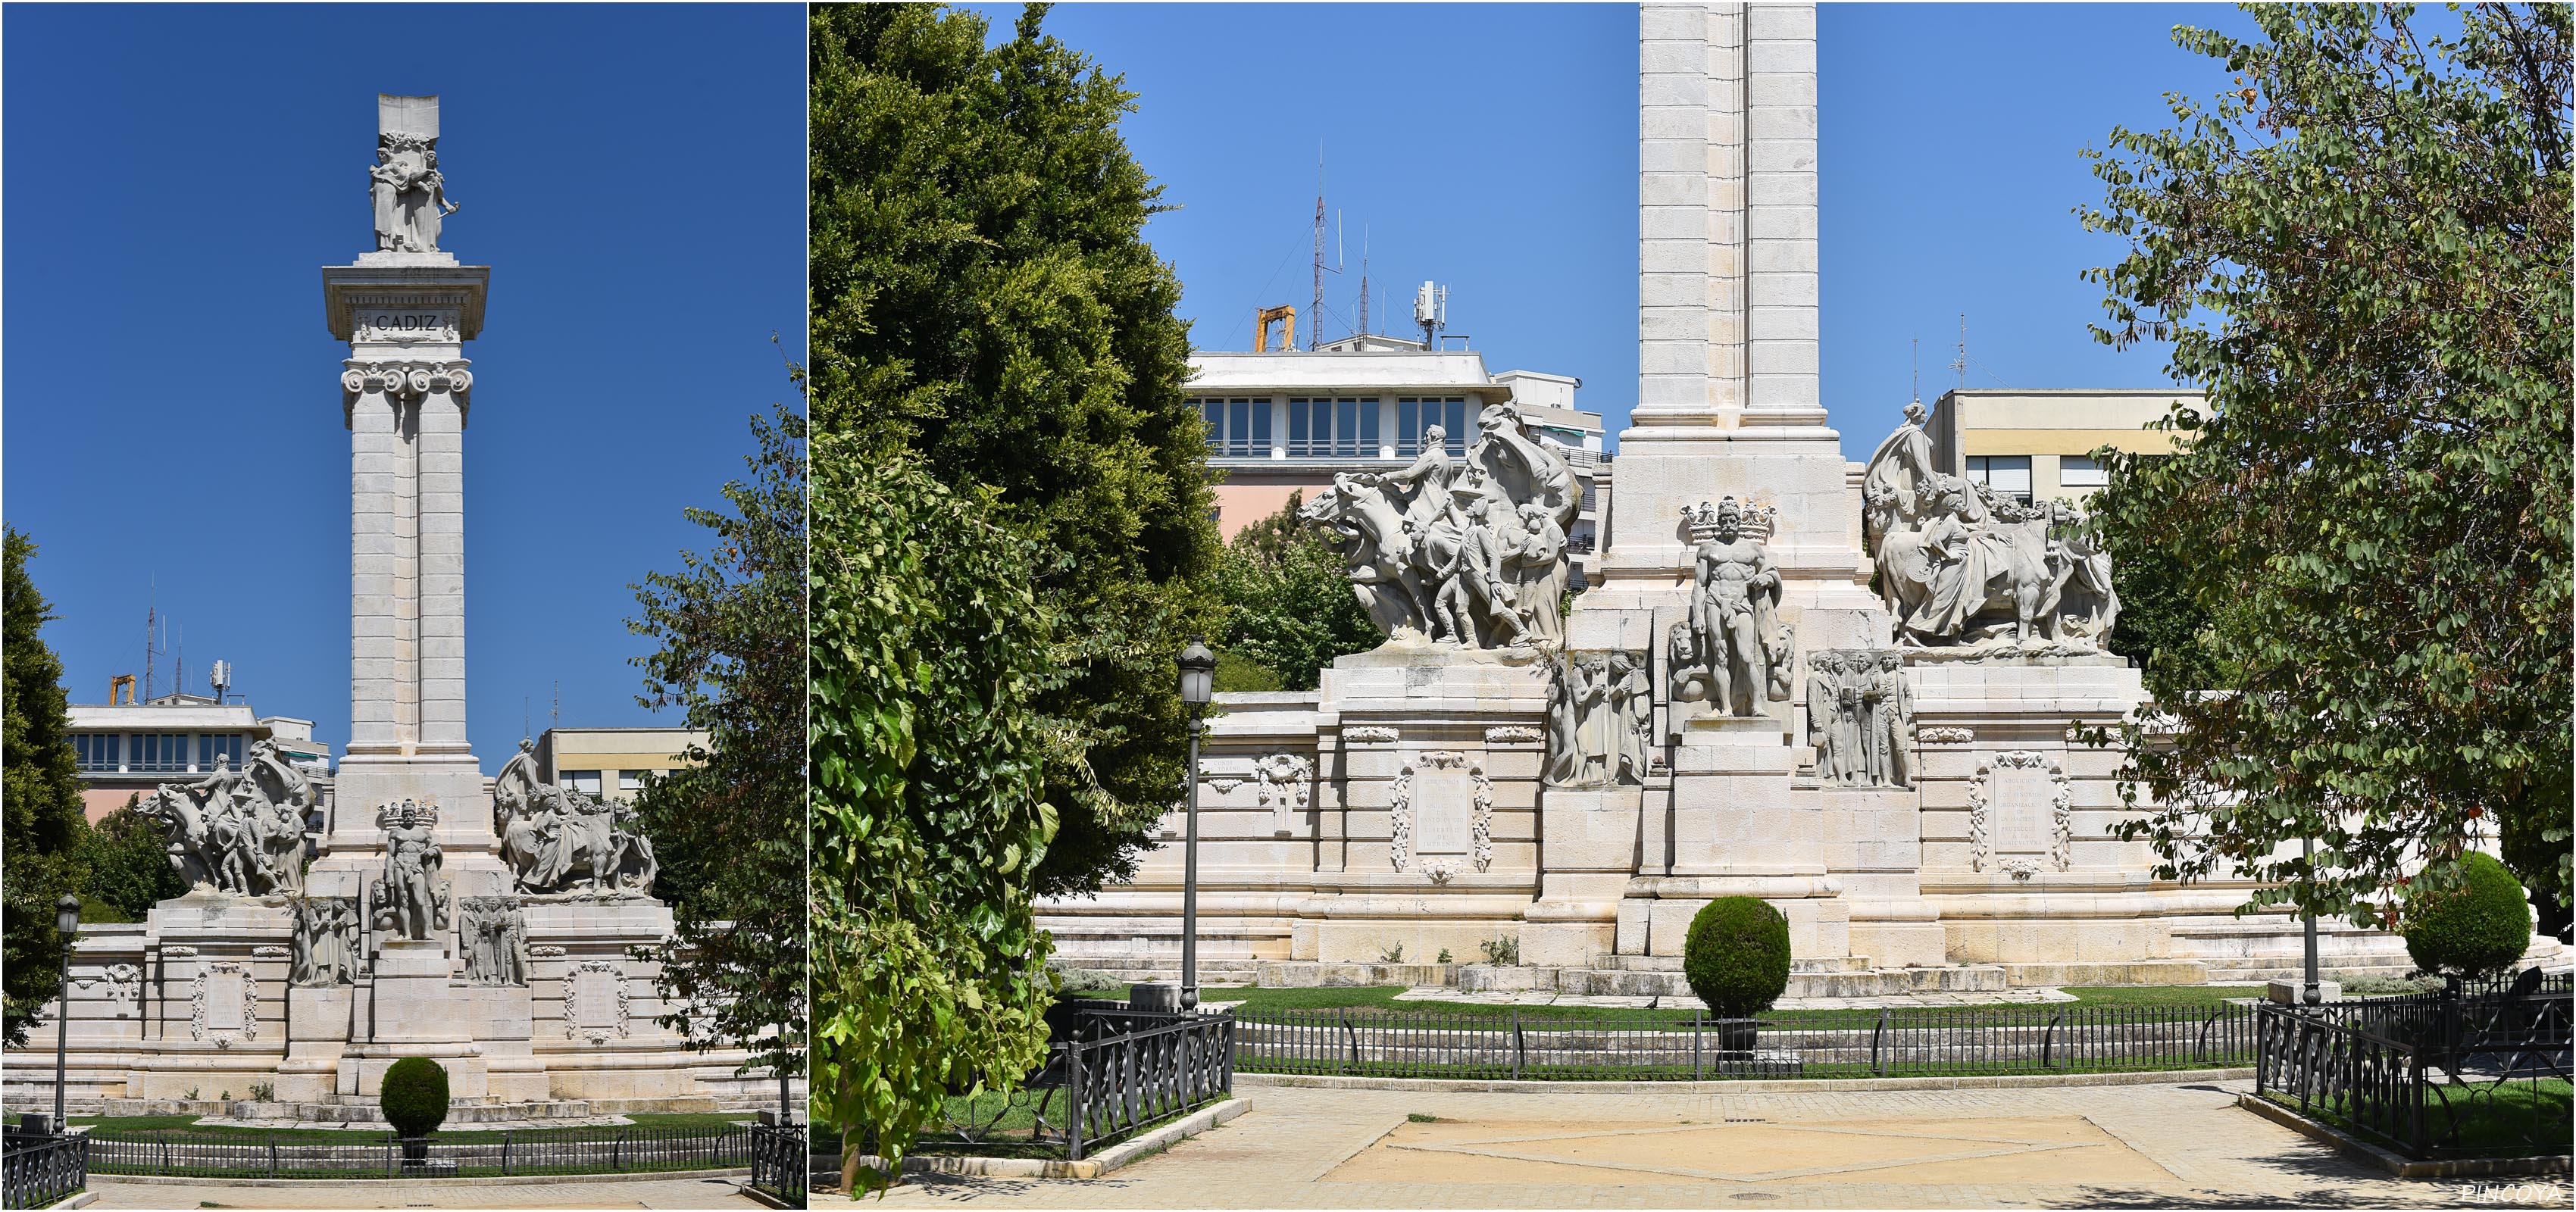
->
[[627, 404, 808, 1100], [4, 526, 93, 1045], [809, 436, 1063, 1193], [1214, 492, 1380, 692], [2078, 4, 2571, 926], [811, 2, 1221, 898], [78, 799, 186, 923]]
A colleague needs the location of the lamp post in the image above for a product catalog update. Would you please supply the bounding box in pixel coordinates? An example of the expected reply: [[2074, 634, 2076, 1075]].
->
[[54, 893, 81, 1130], [2302, 836, 2322, 1006], [1177, 639, 1215, 1012]]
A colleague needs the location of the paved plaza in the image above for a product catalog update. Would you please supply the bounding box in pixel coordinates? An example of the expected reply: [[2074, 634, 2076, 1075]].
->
[[836, 1077, 2571, 1208], [87, 1173, 764, 1209]]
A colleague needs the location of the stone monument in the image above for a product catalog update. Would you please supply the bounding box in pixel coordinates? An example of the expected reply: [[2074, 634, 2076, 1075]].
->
[[1030, 5, 2499, 993], [6, 96, 785, 1118]]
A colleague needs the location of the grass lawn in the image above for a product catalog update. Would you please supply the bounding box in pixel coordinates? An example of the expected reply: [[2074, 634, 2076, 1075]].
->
[[1189, 983, 2259, 1023], [70, 1110, 752, 1142], [2268, 1077, 2571, 1159]]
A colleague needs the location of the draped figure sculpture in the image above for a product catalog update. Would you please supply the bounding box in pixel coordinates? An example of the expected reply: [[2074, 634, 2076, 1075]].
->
[[370, 132, 459, 253], [1861, 408, 2120, 650], [493, 739, 661, 895], [1299, 405, 1583, 649]]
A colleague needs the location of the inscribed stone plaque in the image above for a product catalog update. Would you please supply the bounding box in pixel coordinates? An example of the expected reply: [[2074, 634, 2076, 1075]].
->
[[1990, 765, 2055, 854], [1413, 767, 1474, 857], [205, 970, 245, 1032], [573, 968, 621, 1029]]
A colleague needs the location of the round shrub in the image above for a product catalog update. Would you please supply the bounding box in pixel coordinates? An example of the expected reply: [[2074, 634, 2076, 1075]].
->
[[2404, 852, 2532, 979], [1683, 897, 1792, 1017], [380, 1057, 450, 1139]]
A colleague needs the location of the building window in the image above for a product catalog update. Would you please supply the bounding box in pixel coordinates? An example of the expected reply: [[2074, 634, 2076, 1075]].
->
[[619, 770, 650, 792], [1396, 397, 1471, 457], [198, 733, 245, 770], [129, 733, 191, 773], [1966, 455, 2033, 502], [1287, 397, 1380, 458], [74, 733, 119, 772], [1196, 397, 1271, 457], [561, 770, 602, 796], [2059, 454, 2107, 487]]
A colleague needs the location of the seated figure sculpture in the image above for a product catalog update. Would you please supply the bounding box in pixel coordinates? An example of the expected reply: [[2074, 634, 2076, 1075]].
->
[[492, 739, 661, 895], [139, 739, 316, 897]]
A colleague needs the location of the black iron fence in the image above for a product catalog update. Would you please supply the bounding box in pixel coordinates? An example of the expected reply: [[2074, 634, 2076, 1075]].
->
[[2, 1132, 86, 1210], [1230, 1002, 2259, 1081], [84, 1124, 750, 1180], [2255, 982, 2572, 1159], [746, 1122, 806, 1207], [906, 1008, 1235, 1167]]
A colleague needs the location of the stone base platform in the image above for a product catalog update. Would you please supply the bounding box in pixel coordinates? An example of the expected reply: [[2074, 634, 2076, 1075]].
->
[[1458, 960, 2012, 999], [1254, 961, 1458, 989], [70, 1094, 729, 1123]]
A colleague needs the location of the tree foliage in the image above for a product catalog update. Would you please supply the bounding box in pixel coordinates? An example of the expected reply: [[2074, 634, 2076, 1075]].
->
[[627, 404, 808, 1092], [79, 801, 186, 923], [4, 526, 92, 1047], [1214, 493, 1380, 692], [811, 1, 1221, 898], [809, 435, 1062, 1193], [2077, 3, 2571, 926]]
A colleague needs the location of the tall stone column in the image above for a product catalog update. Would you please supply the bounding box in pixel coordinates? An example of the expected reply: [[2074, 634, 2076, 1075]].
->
[[309, 95, 503, 902]]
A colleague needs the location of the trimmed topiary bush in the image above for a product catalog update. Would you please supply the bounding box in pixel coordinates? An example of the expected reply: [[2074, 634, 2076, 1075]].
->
[[1683, 896, 1793, 1020], [380, 1057, 450, 1140], [2404, 852, 2533, 980]]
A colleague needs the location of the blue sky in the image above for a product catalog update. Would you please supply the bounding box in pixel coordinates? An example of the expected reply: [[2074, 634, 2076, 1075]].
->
[[2, 3, 805, 772], [995, 2, 2259, 456]]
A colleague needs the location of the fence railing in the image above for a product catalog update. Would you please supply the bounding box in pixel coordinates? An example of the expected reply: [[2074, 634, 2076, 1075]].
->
[[2256, 984, 2572, 1159], [83, 1124, 750, 1180], [746, 1122, 806, 1207], [2, 1132, 87, 1210], [1061, 1011, 1233, 1160], [1229, 1002, 2259, 1081]]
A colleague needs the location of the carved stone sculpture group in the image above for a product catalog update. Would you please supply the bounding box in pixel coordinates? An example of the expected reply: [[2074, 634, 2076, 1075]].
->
[[1299, 406, 1581, 648], [1862, 403, 2119, 648], [1543, 649, 1651, 788], [289, 897, 361, 987], [492, 741, 661, 895], [1805, 649, 1915, 789], [458, 896, 532, 986], [139, 739, 316, 896], [373, 801, 450, 942], [1674, 497, 1795, 716], [369, 131, 459, 254]]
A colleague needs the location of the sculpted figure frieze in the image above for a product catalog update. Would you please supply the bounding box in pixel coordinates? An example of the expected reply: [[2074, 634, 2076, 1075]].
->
[[1544, 649, 1649, 789], [290, 896, 361, 987], [493, 740, 661, 896], [139, 738, 316, 898], [1863, 405, 2120, 650], [1300, 406, 1582, 649], [1674, 498, 1794, 717], [1805, 649, 1915, 789], [458, 896, 531, 986]]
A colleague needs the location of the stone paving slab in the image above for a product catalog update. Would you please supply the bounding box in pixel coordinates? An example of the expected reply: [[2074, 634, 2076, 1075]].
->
[[827, 1078, 2574, 1209], [89, 1173, 762, 1208]]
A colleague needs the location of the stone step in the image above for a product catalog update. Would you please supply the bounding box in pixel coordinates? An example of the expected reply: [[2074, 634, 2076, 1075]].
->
[[1589, 954, 1873, 975], [1462, 964, 2012, 1000]]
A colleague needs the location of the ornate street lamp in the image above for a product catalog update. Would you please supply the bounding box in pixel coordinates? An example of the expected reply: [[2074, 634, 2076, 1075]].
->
[[54, 893, 81, 1130], [1177, 639, 1215, 1011]]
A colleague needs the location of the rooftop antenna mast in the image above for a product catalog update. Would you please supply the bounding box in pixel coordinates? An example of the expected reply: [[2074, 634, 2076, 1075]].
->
[[1358, 226, 1370, 336], [1951, 314, 1968, 392], [1912, 336, 1921, 405], [1310, 147, 1342, 349]]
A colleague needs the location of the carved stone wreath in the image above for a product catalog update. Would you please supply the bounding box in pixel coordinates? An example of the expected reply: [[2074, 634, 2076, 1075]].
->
[[1205, 776, 1243, 795], [190, 962, 259, 1048], [163, 946, 199, 959], [563, 961, 632, 1045], [77, 964, 142, 1017], [1387, 751, 1494, 878], [529, 945, 568, 957], [1484, 726, 1542, 745], [1253, 753, 1313, 837], [1918, 726, 1974, 745], [252, 946, 290, 959], [1966, 750, 2074, 874], [1343, 726, 1399, 744]]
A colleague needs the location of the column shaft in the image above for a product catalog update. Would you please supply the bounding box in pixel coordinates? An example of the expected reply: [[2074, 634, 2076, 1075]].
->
[[417, 392, 468, 751]]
